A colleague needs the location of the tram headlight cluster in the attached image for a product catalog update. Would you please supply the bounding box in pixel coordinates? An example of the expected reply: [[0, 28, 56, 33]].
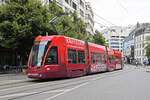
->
[[39, 74, 42, 77], [28, 73, 42, 77]]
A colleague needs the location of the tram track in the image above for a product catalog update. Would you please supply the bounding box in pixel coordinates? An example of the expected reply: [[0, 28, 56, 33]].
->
[[0, 70, 121, 92], [0, 67, 135, 100], [7, 81, 89, 100], [0, 68, 133, 93], [0, 79, 35, 86]]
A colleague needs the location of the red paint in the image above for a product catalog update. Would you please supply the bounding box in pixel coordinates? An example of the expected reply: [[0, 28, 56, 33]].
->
[[27, 35, 123, 79]]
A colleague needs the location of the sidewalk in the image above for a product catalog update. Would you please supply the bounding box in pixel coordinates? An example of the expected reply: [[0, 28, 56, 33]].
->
[[0, 72, 7, 74], [0, 70, 25, 75], [146, 66, 150, 72]]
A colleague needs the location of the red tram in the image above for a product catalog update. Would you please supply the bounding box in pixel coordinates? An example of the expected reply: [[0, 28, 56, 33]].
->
[[27, 35, 123, 79]]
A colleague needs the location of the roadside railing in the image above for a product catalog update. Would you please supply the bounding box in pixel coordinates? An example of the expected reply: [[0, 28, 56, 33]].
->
[[0, 65, 27, 73]]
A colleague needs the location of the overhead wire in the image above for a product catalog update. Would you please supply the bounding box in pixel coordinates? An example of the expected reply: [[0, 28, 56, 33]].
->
[[94, 11, 117, 26], [116, 0, 130, 16]]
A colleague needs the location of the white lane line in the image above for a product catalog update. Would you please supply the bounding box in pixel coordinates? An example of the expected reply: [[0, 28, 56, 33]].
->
[[0, 79, 33, 85], [91, 76, 105, 81], [42, 89, 70, 94], [0, 92, 37, 99], [91, 71, 122, 81], [0, 89, 68, 99], [45, 82, 89, 100]]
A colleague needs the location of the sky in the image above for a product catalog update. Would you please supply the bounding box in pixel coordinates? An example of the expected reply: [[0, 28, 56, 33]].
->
[[86, 0, 150, 29]]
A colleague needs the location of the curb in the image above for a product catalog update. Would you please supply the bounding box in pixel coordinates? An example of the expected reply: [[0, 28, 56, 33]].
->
[[146, 66, 150, 72], [0, 72, 7, 74]]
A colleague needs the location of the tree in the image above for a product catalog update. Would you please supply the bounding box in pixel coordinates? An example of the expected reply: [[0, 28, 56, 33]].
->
[[92, 30, 106, 46], [47, 1, 87, 41], [0, 0, 51, 64], [0, 0, 88, 65], [145, 36, 150, 58]]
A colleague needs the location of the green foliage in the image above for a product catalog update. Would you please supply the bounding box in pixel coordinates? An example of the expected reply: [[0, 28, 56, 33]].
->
[[47, 1, 87, 40], [145, 36, 150, 58], [0, 0, 51, 55], [0, 0, 88, 65], [92, 30, 106, 46], [22, 65, 28, 69]]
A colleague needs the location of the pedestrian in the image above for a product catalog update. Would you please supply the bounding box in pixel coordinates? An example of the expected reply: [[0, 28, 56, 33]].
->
[[135, 61, 138, 68], [146, 60, 149, 65]]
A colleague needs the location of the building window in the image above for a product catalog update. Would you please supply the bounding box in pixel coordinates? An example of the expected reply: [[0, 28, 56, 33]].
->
[[111, 42, 119, 45], [80, 9, 84, 17], [139, 50, 141, 56], [70, 0, 72, 6], [72, 2, 77, 10], [80, 0, 84, 8], [140, 44, 141, 48], [78, 50, 85, 64], [65, 0, 69, 4], [68, 49, 77, 64], [111, 46, 119, 48]]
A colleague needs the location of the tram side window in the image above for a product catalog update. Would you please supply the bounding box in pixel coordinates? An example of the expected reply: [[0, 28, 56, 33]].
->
[[91, 52, 101, 64], [91, 52, 95, 64], [68, 49, 77, 64], [109, 55, 111, 64], [78, 50, 85, 64], [45, 46, 58, 65], [116, 56, 121, 64], [112, 55, 114, 63], [102, 54, 106, 64], [109, 55, 114, 64], [96, 53, 101, 64]]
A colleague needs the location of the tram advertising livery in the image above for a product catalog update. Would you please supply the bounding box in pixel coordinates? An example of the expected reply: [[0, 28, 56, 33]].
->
[[27, 35, 123, 79]]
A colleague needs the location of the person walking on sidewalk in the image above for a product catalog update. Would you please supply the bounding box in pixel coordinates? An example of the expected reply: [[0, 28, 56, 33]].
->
[[135, 60, 138, 68]]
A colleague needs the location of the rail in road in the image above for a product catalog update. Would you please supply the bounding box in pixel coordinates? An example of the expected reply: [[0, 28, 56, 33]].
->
[[0, 65, 136, 100]]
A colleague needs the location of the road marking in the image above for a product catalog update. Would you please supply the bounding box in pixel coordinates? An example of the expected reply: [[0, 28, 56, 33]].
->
[[45, 82, 88, 100], [0, 81, 51, 92], [91, 76, 106, 81], [42, 89, 70, 94], [0, 89, 69, 99], [0, 92, 36, 99], [44, 67, 134, 100], [0, 79, 34, 86]]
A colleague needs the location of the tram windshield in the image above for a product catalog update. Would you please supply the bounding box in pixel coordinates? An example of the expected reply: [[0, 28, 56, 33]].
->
[[29, 41, 51, 67]]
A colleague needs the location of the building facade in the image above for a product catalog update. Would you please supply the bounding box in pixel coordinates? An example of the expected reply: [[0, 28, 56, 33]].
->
[[123, 27, 136, 56], [102, 26, 132, 54], [134, 23, 150, 64], [123, 23, 150, 64], [0, 0, 5, 5], [123, 27, 136, 63], [85, 2, 94, 35], [42, 0, 94, 35]]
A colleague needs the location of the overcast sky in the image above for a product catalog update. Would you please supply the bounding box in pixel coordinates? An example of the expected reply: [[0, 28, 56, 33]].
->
[[86, 0, 150, 29]]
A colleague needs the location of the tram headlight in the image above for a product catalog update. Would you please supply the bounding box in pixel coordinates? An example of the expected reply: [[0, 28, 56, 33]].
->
[[27, 73, 39, 76], [39, 74, 42, 77]]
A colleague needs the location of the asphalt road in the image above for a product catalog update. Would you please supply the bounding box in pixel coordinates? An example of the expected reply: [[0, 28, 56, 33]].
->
[[0, 65, 150, 100]]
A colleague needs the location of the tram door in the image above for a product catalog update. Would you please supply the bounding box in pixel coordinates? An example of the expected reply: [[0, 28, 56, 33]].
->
[[85, 42, 89, 74]]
